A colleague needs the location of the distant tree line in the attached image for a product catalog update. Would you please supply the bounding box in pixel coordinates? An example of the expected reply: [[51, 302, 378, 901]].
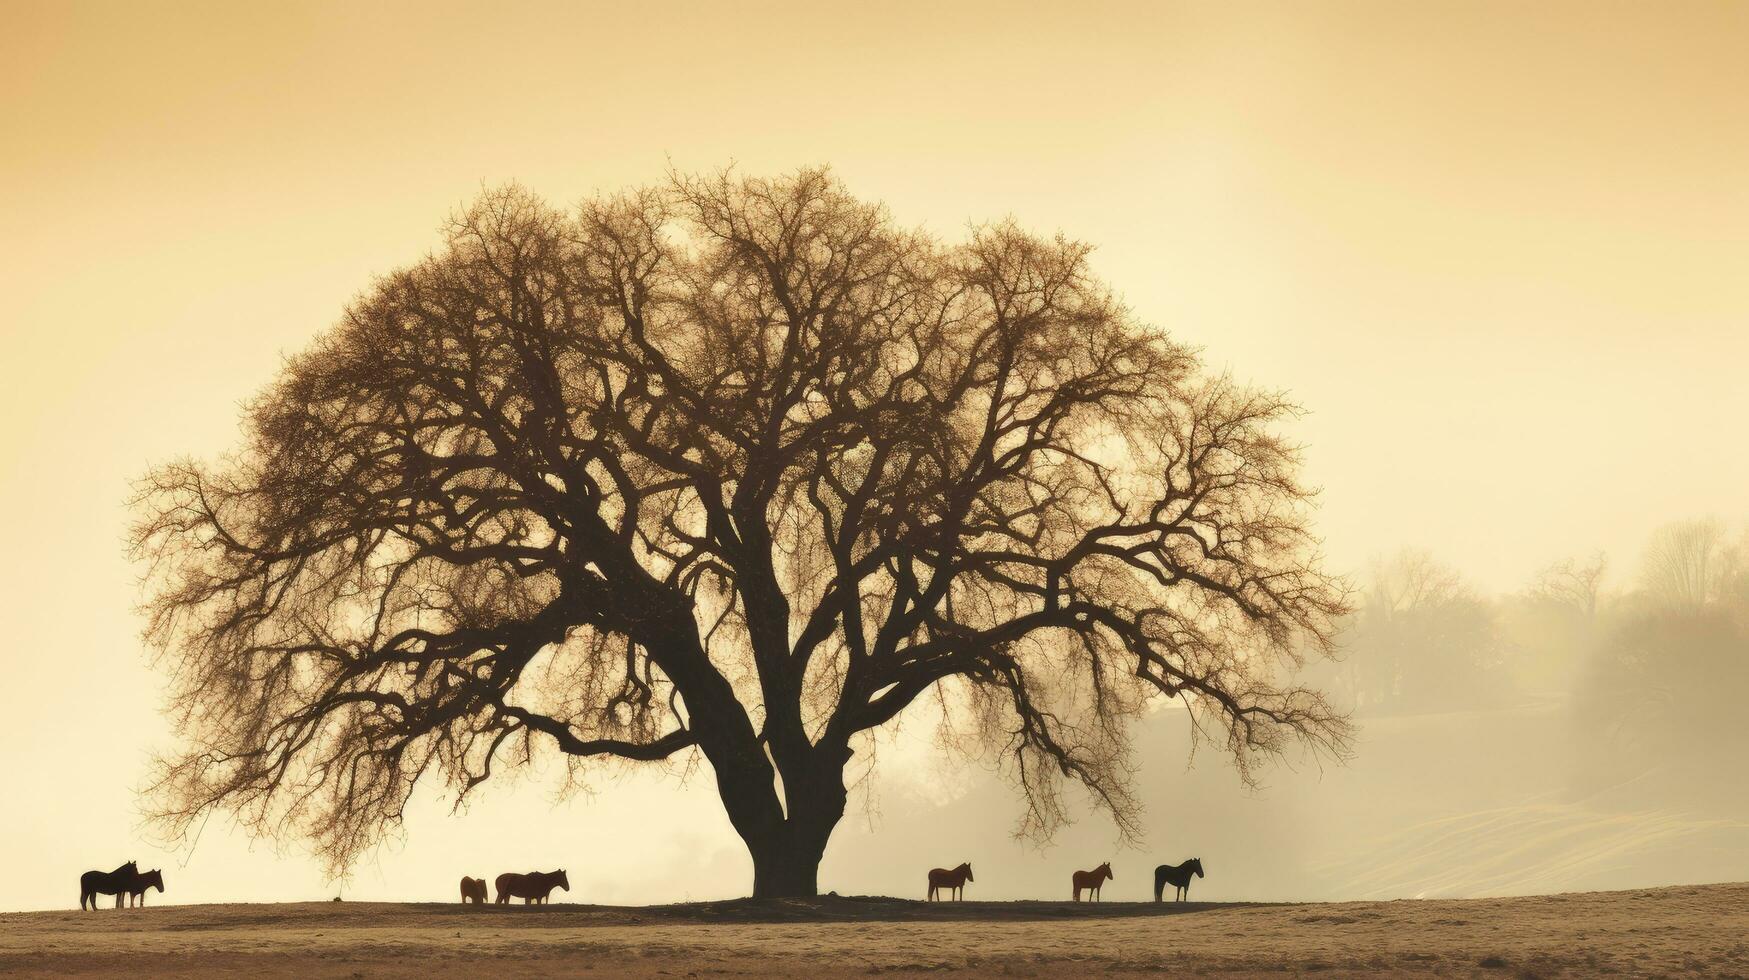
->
[[1309, 519, 1749, 812]]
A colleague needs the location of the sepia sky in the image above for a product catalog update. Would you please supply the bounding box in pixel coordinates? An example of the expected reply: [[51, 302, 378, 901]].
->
[[2, 0, 1746, 912]]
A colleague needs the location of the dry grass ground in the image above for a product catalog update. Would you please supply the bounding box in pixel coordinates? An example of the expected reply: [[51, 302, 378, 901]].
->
[[2, 882, 1745, 978]]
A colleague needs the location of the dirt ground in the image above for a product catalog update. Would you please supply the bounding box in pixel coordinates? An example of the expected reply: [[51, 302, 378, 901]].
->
[[2, 882, 1744, 978]]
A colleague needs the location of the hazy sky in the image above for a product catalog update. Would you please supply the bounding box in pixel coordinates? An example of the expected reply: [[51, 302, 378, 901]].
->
[[2, 0, 1746, 912]]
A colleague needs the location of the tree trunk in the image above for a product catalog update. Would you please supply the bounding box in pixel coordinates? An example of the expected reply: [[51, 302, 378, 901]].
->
[[749, 835, 827, 898], [732, 752, 850, 899]]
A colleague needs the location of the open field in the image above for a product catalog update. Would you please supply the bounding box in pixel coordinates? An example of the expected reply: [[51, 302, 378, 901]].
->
[[2, 882, 1745, 978]]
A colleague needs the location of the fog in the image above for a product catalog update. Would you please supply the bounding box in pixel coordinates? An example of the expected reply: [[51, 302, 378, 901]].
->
[[4, 0, 1748, 913], [13, 522, 1745, 911], [816, 521, 1749, 903]]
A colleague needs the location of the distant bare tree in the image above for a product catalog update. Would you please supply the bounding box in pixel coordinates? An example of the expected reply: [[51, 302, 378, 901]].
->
[[1369, 549, 1466, 616], [1340, 550, 1507, 712], [132, 169, 1351, 897], [1639, 519, 1724, 609], [1529, 553, 1608, 621]]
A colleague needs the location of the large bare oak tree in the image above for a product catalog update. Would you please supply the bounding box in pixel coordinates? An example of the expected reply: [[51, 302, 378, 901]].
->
[[133, 169, 1351, 897]]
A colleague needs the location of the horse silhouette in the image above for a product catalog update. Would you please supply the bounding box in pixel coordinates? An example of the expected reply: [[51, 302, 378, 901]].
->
[[1071, 862, 1113, 902], [124, 869, 165, 907], [926, 862, 973, 901], [79, 860, 138, 910], [1154, 858, 1204, 902], [494, 869, 569, 905], [459, 876, 487, 904]]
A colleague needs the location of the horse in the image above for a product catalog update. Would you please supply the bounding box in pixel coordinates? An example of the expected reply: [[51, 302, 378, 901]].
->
[[494, 869, 569, 905], [1154, 858, 1204, 902], [460, 876, 488, 904], [1071, 862, 1113, 902], [926, 862, 973, 901], [125, 869, 165, 907], [79, 861, 138, 910]]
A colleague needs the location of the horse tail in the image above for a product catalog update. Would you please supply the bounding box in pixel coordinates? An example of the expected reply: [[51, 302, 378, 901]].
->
[[1153, 866, 1166, 903]]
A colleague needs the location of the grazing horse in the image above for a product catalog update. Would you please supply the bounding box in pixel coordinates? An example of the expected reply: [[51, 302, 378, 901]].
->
[[1154, 858, 1204, 902], [79, 861, 138, 910], [125, 869, 165, 907], [1071, 862, 1114, 902], [926, 862, 973, 902], [494, 869, 569, 905], [459, 876, 488, 904]]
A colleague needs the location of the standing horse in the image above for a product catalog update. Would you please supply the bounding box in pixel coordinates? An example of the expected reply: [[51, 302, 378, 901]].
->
[[1154, 858, 1204, 902], [79, 861, 138, 910], [926, 862, 973, 901], [494, 869, 569, 905], [460, 876, 488, 904], [125, 869, 165, 907], [1071, 862, 1113, 902]]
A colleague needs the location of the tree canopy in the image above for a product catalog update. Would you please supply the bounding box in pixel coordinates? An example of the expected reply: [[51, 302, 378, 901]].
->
[[133, 168, 1352, 895]]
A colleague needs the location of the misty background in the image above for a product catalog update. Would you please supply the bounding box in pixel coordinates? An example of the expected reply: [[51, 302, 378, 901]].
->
[[4, 0, 1747, 911]]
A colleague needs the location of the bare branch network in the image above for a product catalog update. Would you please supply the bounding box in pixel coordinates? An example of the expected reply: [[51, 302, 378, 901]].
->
[[132, 168, 1352, 896]]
